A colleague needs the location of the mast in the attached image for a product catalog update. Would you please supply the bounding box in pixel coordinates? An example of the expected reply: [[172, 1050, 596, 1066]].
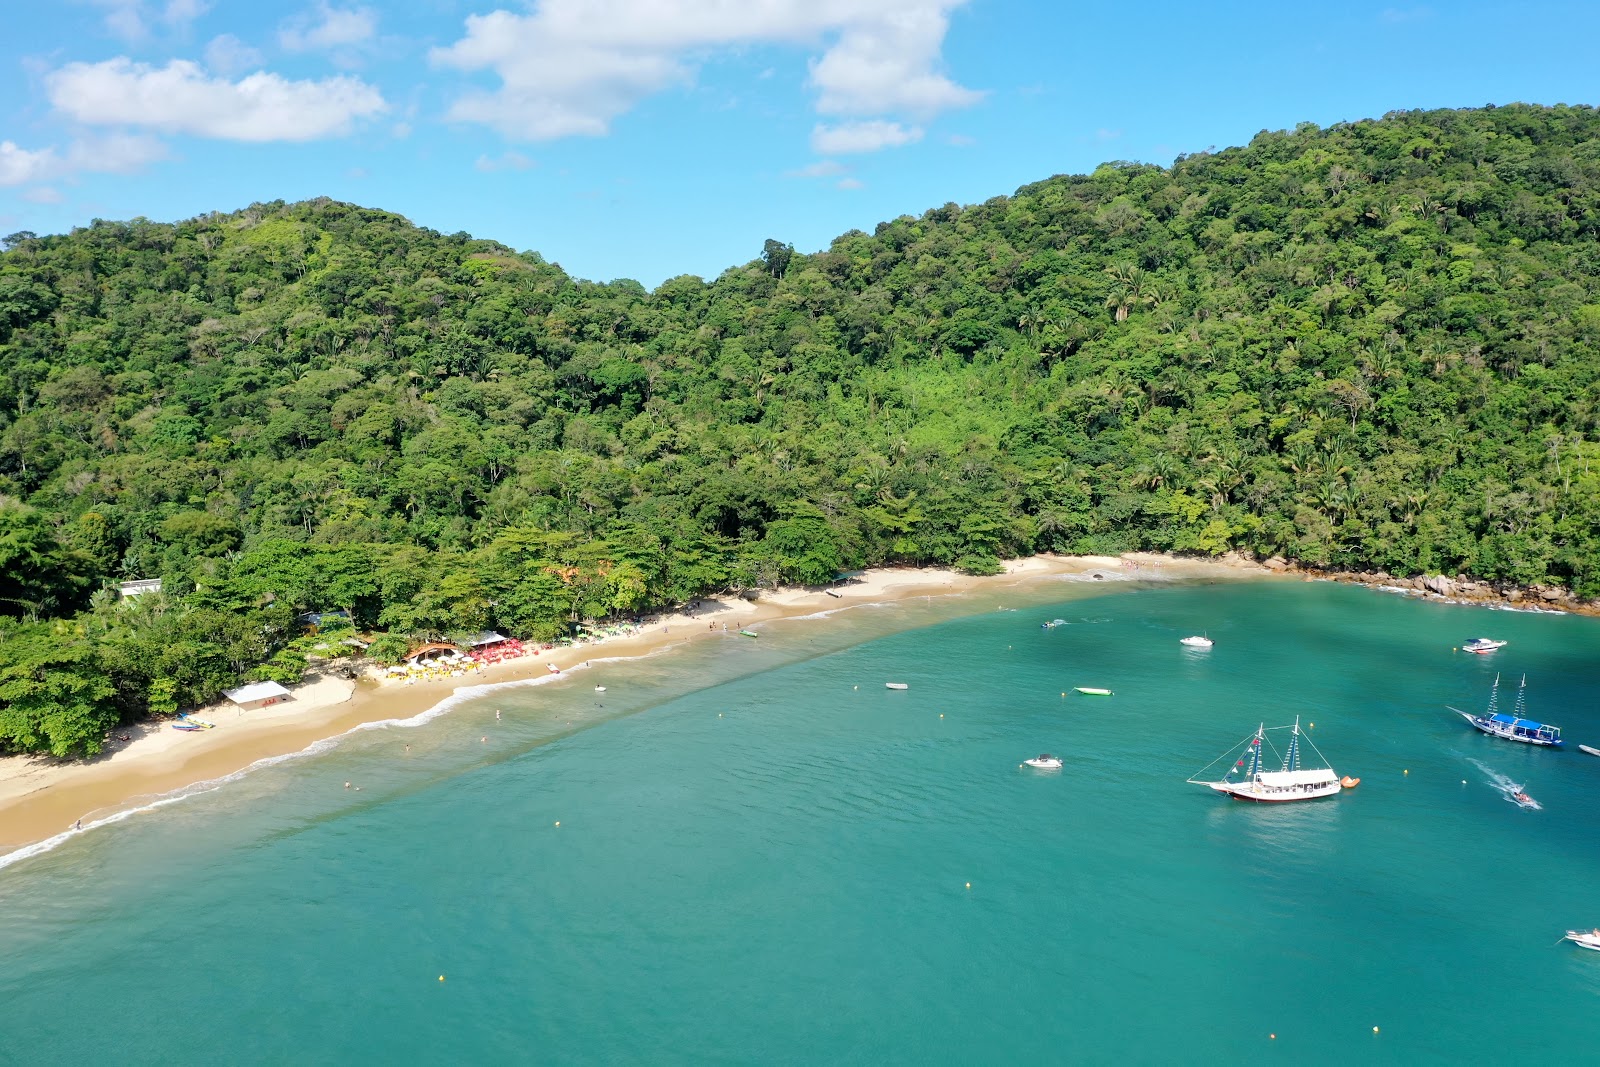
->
[[1486, 673, 1500, 717], [1283, 717, 1301, 772], [1513, 674, 1527, 721], [1248, 723, 1263, 779]]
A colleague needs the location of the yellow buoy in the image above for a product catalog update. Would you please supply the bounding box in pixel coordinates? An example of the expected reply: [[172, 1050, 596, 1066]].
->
[[1269, 1034, 1276, 1040], [439, 975, 445, 982], [1404, 769, 1409, 775], [939, 714, 944, 718], [965, 882, 971, 889], [1373, 1026, 1380, 1034]]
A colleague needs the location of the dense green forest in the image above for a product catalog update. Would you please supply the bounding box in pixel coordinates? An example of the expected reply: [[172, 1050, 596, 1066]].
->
[[3, 102, 1600, 755]]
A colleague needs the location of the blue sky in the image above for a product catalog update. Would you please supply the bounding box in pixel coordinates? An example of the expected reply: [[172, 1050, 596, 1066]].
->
[[1, 1, 1595, 286]]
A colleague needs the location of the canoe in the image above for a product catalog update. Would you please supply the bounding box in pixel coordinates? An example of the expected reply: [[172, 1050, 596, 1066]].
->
[[738, 629, 759, 638], [885, 682, 909, 691], [1580, 744, 1600, 757], [1074, 687, 1113, 696]]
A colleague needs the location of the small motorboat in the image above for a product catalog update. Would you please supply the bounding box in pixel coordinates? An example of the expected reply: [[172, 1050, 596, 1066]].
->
[[1021, 754, 1063, 770], [1179, 635, 1213, 648], [1074, 687, 1113, 696], [1511, 790, 1537, 808], [1564, 929, 1600, 951], [1462, 637, 1507, 654], [1579, 744, 1600, 757], [594, 686, 607, 692], [547, 663, 561, 674], [170, 723, 204, 732], [1041, 618, 1067, 629], [885, 682, 909, 691]]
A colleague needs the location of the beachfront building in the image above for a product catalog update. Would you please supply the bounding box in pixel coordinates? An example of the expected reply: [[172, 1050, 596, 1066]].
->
[[223, 680, 293, 711]]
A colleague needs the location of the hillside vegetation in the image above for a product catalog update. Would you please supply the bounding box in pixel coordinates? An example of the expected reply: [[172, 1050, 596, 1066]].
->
[[3, 102, 1600, 754]]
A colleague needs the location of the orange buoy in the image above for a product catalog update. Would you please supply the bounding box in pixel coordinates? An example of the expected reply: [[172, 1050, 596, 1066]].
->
[[1341, 776, 1360, 788]]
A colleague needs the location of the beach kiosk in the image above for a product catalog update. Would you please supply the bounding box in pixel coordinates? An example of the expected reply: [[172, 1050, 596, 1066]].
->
[[223, 680, 293, 711]]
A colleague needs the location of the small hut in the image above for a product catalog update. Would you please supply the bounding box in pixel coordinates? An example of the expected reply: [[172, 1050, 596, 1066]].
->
[[118, 578, 163, 598], [404, 642, 463, 666], [223, 680, 293, 711]]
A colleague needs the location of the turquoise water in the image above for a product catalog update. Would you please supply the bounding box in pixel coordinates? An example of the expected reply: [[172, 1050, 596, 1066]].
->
[[3, 579, 1599, 1064]]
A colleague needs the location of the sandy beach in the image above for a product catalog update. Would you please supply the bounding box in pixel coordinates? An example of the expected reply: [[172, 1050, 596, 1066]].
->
[[0, 553, 1269, 858]]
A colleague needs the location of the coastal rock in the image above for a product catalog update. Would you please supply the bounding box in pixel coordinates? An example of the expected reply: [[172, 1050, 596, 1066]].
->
[[1263, 556, 1290, 571], [1540, 587, 1565, 602], [1503, 587, 1523, 602], [1422, 575, 1456, 596]]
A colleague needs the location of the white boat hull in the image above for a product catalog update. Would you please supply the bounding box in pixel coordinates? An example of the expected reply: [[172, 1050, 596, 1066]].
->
[[1565, 931, 1600, 951], [1206, 779, 1343, 802]]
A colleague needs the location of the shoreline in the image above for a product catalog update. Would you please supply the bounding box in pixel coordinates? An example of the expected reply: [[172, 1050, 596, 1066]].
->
[[0, 553, 1267, 861]]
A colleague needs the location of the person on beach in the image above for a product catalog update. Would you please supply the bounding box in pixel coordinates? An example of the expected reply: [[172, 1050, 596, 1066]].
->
[[496, 709, 501, 720]]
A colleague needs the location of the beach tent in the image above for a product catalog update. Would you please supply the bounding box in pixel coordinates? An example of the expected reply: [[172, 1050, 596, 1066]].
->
[[468, 632, 511, 648], [223, 680, 293, 711]]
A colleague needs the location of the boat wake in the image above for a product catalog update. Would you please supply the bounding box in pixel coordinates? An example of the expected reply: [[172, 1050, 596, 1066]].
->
[[1467, 758, 1542, 810]]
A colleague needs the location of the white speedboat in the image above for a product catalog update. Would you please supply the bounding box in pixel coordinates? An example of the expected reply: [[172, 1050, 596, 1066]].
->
[[885, 682, 909, 690], [1463, 637, 1506, 654], [1189, 718, 1345, 802], [1180, 635, 1213, 648], [1021, 754, 1063, 770], [1563, 929, 1600, 951]]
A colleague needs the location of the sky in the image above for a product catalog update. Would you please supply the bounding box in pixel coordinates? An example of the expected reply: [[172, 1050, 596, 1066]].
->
[[0, 1, 1595, 287]]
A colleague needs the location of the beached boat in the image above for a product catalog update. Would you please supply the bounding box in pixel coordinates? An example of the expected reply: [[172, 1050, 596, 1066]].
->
[[1564, 929, 1600, 951], [885, 682, 909, 690], [1021, 754, 1063, 770], [1449, 674, 1563, 747], [1462, 637, 1507, 654], [1579, 744, 1600, 757], [1179, 635, 1213, 648], [1074, 687, 1112, 696], [170, 723, 204, 732], [1188, 718, 1345, 802], [179, 714, 214, 729]]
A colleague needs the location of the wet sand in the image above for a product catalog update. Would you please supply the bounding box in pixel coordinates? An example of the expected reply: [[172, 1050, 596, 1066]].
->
[[0, 554, 1270, 856]]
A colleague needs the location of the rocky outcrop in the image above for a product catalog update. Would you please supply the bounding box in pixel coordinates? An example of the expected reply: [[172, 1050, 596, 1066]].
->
[[1422, 575, 1456, 596]]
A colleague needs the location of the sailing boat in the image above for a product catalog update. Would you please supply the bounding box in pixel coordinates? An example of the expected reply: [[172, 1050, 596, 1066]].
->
[[1188, 718, 1345, 802], [1448, 674, 1564, 748]]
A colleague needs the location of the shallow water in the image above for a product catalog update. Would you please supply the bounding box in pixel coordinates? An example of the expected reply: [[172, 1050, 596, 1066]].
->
[[3, 579, 1598, 1063]]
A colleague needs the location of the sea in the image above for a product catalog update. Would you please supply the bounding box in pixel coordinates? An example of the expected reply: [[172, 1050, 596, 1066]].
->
[[2, 577, 1598, 1064]]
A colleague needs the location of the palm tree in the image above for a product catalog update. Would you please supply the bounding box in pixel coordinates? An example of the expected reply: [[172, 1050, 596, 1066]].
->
[[1103, 264, 1151, 322]]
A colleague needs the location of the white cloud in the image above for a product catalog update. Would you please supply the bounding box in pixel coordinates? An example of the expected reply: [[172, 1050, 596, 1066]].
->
[[0, 142, 59, 187], [0, 133, 166, 187], [280, 3, 379, 51], [431, 0, 979, 148], [47, 59, 387, 142], [836, 177, 864, 190], [474, 150, 536, 172], [22, 187, 66, 205], [76, 0, 210, 41], [786, 159, 847, 178], [811, 119, 921, 154], [203, 34, 264, 76]]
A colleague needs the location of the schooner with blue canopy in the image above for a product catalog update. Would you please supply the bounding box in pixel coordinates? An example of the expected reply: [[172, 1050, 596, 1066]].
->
[[1449, 674, 1563, 747]]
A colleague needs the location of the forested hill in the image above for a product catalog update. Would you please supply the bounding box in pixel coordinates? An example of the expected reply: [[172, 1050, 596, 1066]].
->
[[4, 102, 1600, 754]]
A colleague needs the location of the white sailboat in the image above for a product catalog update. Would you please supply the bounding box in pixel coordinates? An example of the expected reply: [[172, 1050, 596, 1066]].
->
[[1188, 718, 1345, 802]]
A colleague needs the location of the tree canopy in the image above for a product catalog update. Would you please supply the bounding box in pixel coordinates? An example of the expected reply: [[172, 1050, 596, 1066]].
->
[[3, 102, 1600, 754]]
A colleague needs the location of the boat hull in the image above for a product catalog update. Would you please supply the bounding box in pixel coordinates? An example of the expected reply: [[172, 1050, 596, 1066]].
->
[[1565, 932, 1600, 951], [1207, 780, 1343, 802], [1580, 745, 1600, 757]]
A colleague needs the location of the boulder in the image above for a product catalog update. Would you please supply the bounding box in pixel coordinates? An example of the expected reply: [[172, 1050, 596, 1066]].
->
[[1422, 574, 1456, 596], [1263, 556, 1290, 571], [1541, 587, 1564, 602]]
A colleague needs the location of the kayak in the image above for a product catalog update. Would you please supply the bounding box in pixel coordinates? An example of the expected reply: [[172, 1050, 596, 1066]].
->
[[1580, 744, 1600, 757], [739, 629, 759, 638], [885, 682, 909, 690]]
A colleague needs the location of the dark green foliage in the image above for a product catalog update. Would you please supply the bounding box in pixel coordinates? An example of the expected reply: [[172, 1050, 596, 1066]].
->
[[3, 105, 1600, 752]]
